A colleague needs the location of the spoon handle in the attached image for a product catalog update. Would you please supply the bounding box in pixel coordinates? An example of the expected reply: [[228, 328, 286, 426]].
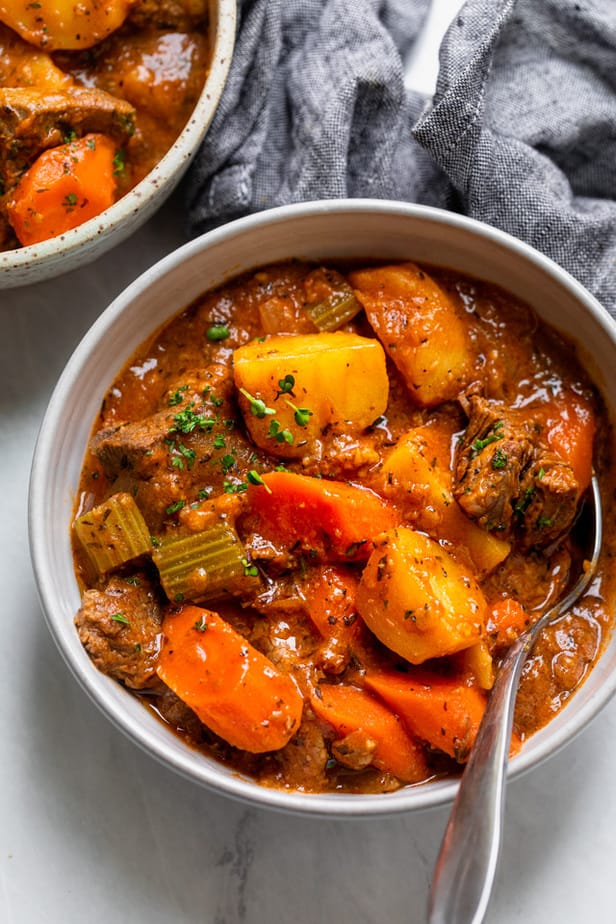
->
[[427, 635, 528, 924]]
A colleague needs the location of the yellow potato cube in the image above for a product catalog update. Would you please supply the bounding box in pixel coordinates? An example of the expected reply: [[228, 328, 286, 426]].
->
[[0, 0, 132, 50], [350, 263, 474, 406], [378, 425, 510, 577], [233, 332, 389, 458], [356, 527, 487, 664]]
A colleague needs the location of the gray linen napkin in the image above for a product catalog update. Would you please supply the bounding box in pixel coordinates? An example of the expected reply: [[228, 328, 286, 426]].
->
[[186, 0, 616, 315]]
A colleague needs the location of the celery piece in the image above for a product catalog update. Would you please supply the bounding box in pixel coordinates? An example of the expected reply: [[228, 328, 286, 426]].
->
[[74, 492, 152, 575], [153, 522, 255, 603], [307, 284, 362, 331]]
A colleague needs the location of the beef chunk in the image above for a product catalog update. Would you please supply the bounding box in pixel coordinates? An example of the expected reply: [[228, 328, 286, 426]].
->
[[265, 715, 328, 791], [0, 87, 135, 187], [454, 396, 580, 548], [515, 452, 580, 549], [93, 365, 268, 530], [128, 0, 208, 31], [75, 572, 163, 689]]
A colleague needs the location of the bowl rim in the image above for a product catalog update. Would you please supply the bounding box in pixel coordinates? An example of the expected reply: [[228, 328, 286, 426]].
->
[[29, 199, 616, 817], [0, 0, 237, 273]]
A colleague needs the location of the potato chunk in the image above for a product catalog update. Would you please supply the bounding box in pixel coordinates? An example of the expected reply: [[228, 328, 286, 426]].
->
[[350, 263, 473, 406], [378, 425, 510, 577], [356, 528, 486, 663], [0, 0, 132, 50], [233, 332, 388, 458], [0, 23, 74, 88]]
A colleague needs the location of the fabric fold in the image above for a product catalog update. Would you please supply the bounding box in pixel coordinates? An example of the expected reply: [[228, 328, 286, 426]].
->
[[185, 0, 616, 316]]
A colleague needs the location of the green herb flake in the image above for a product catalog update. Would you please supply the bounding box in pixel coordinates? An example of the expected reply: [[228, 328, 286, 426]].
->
[[247, 470, 272, 493], [193, 616, 208, 632], [171, 407, 216, 435], [276, 374, 295, 397], [471, 421, 504, 457], [168, 385, 189, 407], [239, 388, 276, 419], [220, 453, 236, 474], [206, 324, 230, 341], [491, 447, 508, 470], [241, 557, 259, 578], [285, 398, 313, 428], [268, 420, 294, 445], [111, 612, 130, 626], [63, 192, 79, 213], [223, 481, 248, 495], [112, 149, 126, 177], [165, 499, 185, 515]]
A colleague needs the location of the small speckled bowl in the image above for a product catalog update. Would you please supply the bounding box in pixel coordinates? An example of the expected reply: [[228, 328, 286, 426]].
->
[[29, 201, 616, 817], [0, 0, 236, 288]]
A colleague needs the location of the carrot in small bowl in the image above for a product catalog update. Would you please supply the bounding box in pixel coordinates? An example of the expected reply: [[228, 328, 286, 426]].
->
[[7, 133, 118, 246]]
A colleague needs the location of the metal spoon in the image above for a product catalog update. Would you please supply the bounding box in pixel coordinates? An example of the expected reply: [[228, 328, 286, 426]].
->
[[428, 474, 603, 924]]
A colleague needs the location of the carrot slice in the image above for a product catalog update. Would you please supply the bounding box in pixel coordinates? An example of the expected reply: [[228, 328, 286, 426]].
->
[[157, 604, 304, 753], [7, 133, 118, 246], [310, 683, 429, 782], [487, 597, 531, 649], [542, 388, 596, 490], [363, 668, 487, 762], [246, 471, 398, 561]]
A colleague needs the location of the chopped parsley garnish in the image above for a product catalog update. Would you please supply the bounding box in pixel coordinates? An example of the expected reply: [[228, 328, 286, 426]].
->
[[471, 421, 504, 457], [111, 612, 130, 625], [514, 486, 535, 517], [168, 385, 189, 406], [170, 406, 216, 434], [247, 470, 272, 493], [220, 453, 236, 474], [491, 447, 508, 470], [112, 149, 126, 177], [223, 481, 248, 494], [193, 616, 208, 632], [206, 324, 230, 341], [63, 192, 79, 213], [165, 499, 185, 515]]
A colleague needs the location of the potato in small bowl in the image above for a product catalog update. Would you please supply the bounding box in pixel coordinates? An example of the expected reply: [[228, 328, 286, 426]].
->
[[29, 200, 616, 816]]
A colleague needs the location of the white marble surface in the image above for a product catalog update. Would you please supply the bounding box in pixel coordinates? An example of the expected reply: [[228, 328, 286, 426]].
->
[[2, 3, 616, 922]]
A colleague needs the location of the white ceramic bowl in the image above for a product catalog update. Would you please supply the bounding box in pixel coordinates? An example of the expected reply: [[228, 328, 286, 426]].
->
[[29, 200, 616, 817], [0, 0, 236, 288]]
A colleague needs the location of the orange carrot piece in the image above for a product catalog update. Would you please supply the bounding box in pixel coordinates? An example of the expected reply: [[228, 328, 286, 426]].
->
[[157, 604, 304, 753], [7, 133, 117, 246], [310, 683, 429, 782], [487, 597, 531, 649], [363, 669, 487, 762], [247, 471, 398, 561], [543, 388, 596, 490]]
